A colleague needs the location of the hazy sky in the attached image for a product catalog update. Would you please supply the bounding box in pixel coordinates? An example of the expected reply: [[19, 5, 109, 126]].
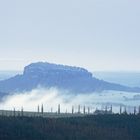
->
[[0, 0, 140, 71]]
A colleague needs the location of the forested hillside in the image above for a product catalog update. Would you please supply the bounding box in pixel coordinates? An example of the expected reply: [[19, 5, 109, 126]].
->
[[0, 115, 140, 140]]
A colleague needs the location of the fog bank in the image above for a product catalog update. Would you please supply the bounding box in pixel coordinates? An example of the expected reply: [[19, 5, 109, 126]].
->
[[0, 88, 140, 113]]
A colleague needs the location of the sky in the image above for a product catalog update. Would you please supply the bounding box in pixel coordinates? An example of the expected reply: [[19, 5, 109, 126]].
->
[[0, 0, 140, 71]]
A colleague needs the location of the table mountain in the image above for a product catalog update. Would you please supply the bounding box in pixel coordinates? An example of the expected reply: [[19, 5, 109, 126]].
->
[[0, 62, 139, 94]]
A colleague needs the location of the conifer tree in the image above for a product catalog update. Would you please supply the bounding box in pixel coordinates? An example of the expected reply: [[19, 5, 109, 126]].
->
[[41, 104, 44, 115]]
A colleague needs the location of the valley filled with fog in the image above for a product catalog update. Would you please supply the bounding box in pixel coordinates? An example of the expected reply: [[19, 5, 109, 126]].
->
[[0, 69, 140, 114], [0, 88, 140, 114]]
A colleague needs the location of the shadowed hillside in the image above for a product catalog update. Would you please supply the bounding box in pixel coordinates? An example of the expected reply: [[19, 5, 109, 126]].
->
[[0, 115, 140, 140]]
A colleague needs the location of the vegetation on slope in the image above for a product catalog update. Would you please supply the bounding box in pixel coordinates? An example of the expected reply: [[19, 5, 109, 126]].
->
[[0, 114, 140, 140]]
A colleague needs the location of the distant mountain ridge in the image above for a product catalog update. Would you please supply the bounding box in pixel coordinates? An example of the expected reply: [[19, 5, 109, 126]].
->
[[0, 62, 140, 95]]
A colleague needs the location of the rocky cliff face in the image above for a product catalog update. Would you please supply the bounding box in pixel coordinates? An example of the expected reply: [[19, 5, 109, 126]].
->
[[23, 62, 93, 81], [0, 62, 139, 95]]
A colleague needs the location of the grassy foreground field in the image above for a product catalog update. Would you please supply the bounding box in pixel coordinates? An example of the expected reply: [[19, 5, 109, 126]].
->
[[0, 115, 140, 140]]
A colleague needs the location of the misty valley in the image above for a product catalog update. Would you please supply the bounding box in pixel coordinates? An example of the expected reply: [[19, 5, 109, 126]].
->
[[0, 62, 140, 113], [0, 62, 140, 140], [1, 0, 140, 139]]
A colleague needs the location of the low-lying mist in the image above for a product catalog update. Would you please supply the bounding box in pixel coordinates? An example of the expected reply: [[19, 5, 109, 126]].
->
[[0, 88, 140, 113]]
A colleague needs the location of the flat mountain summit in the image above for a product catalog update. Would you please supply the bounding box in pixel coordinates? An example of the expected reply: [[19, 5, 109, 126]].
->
[[0, 62, 140, 95]]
